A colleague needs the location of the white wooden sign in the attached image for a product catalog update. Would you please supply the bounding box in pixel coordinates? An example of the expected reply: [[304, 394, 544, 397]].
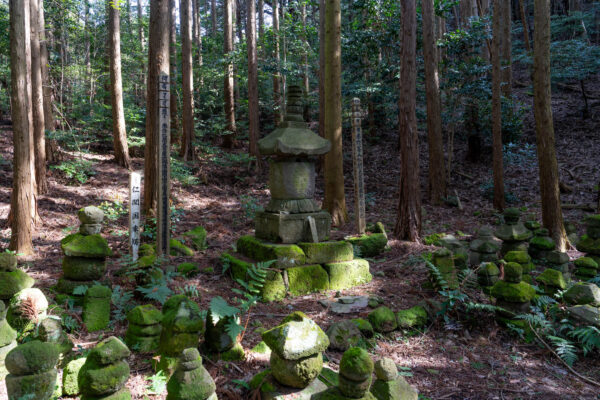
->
[[129, 171, 141, 261]]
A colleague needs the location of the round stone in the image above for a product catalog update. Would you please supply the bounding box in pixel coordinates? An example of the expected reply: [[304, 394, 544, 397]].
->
[[270, 351, 323, 389], [78, 206, 105, 224], [374, 358, 398, 381], [0, 252, 18, 272], [0, 270, 34, 300], [338, 374, 372, 398], [7, 288, 49, 329], [5, 340, 60, 375], [79, 359, 130, 396], [503, 262, 523, 283], [6, 368, 57, 400], [326, 320, 362, 352], [339, 347, 374, 382], [80, 224, 102, 235], [89, 337, 131, 366]]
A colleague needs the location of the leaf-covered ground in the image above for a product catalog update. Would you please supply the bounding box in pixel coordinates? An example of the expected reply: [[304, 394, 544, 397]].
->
[[0, 78, 599, 399]]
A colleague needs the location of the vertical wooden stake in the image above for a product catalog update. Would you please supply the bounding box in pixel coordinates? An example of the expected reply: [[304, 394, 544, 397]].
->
[[129, 171, 141, 261], [157, 72, 171, 256], [352, 98, 366, 235]]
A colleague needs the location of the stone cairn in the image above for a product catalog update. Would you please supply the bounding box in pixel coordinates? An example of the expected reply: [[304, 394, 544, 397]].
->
[[0, 301, 17, 380], [490, 262, 536, 318], [6, 287, 48, 332], [262, 311, 329, 389], [495, 208, 532, 256], [56, 206, 112, 299], [528, 228, 555, 261], [545, 250, 571, 280], [437, 234, 469, 270], [158, 295, 204, 374], [0, 251, 34, 303], [125, 304, 163, 353], [37, 316, 73, 359], [431, 248, 458, 289], [79, 336, 131, 400], [577, 215, 600, 267], [469, 226, 500, 266], [477, 263, 500, 293], [166, 348, 217, 400], [536, 268, 567, 295], [315, 347, 375, 400], [5, 340, 60, 400], [503, 251, 535, 283], [574, 257, 599, 280], [371, 357, 418, 400], [83, 284, 112, 332], [204, 311, 245, 361]]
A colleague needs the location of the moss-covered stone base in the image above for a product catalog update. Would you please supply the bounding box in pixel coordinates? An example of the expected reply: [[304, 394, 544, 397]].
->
[[237, 236, 306, 268], [396, 306, 428, 329], [6, 368, 58, 400], [286, 265, 330, 295], [299, 241, 354, 264], [250, 369, 329, 400], [324, 259, 372, 290], [346, 233, 388, 258]]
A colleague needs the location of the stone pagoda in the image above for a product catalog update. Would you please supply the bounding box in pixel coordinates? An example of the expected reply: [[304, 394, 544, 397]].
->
[[222, 85, 372, 301]]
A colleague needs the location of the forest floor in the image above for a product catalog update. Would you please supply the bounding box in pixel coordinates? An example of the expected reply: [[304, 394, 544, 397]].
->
[[0, 75, 599, 399]]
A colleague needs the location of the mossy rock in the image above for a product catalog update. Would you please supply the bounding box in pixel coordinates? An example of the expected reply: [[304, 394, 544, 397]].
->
[[490, 281, 535, 303], [324, 259, 372, 291], [536, 269, 567, 290], [62, 257, 107, 281], [477, 262, 500, 287], [5, 340, 60, 375], [221, 253, 252, 281], [299, 241, 354, 264], [351, 318, 374, 338], [371, 376, 419, 400], [204, 311, 237, 354], [504, 262, 523, 283], [89, 337, 131, 366], [61, 234, 112, 258], [339, 347, 373, 382], [314, 387, 377, 400], [127, 304, 163, 326], [0, 252, 18, 272], [271, 351, 323, 389], [577, 235, 600, 255], [574, 257, 599, 269], [170, 239, 195, 257], [83, 286, 112, 332], [504, 251, 532, 265], [126, 322, 162, 337], [166, 352, 216, 399], [261, 270, 287, 302], [251, 341, 271, 355], [177, 262, 199, 277], [139, 244, 156, 257], [286, 265, 329, 296], [237, 235, 306, 268], [368, 306, 397, 333], [6, 368, 58, 400], [183, 226, 208, 251], [326, 320, 362, 352], [219, 342, 246, 361], [160, 296, 203, 356], [0, 320, 17, 347], [124, 332, 160, 353], [530, 236, 555, 250], [62, 357, 86, 396], [346, 233, 388, 258], [78, 206, 105, 224], [0, 270, 34, 300], [78, 359, 129, 396], [563, 283, 600, 306], [138, 255, 157, 268], [82, 387, 131, 400], [396, 306, 428, 329]]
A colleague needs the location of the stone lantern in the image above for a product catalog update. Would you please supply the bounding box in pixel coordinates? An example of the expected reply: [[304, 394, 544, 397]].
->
[[255, 85, 332, 243]]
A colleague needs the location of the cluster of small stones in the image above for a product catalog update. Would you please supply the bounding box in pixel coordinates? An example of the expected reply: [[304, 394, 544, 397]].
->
[[5, 340, 60, 400], [204, 311, 245, 361], [79, 336, 131, 400], [494, 208, 532, 256], [0, 301, 17, 380], [125, 304, 163, 353], [166, 348, 217, 400], [490, 262, 536, 317], [0, 251, 34, 303], [577, 215, 600, 275], [469, 227, 501, 266], [528, 228, 555, 262], [37, 316, 73, 359], [262, 312, 329, 389], [563, 282, 600, 328], [371, 358, 418, 400], [574, 257, 599, 280], [367, 305, 428, 335], [56, 206, 112, 300], [477, 262, 500, 293], [503, 251, 535, 283]]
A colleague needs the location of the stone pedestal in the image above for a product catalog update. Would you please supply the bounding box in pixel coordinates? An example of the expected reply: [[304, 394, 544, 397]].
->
[[256, 210, 331, 244]]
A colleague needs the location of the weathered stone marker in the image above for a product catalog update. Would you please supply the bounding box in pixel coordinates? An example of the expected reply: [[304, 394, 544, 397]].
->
[[157, 73, 171, 256], [129, 171, 141, 261], [351, 97, 366, 235]]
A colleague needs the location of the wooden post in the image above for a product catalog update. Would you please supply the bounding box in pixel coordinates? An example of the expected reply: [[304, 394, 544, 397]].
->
[[157, 73, 171, 256], [129, 171, 141, 261], [351, 98, 366, 235]]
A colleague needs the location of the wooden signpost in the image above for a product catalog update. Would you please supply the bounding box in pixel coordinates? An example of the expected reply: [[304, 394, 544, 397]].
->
[[129, 171, 141, 261], [157, 73, 171, 256], [351, 98, 366, 235]]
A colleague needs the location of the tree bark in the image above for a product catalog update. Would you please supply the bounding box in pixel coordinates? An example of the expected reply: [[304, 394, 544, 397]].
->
[[180, 0, 195, 160], [422, 0, 446, 205], [39, 0, 56, 162], [223, 0, 237, 148], [144, 0, 170, 215], [196, 0, 203, 85], [533, 0, 567, 250], [519, 0, 532, 52], [318, 0, 325, 139], [301, 2, 309, 121], [108, 1, 132, 169], [169, 0, 179, 143], [211, 0, 217, 35], [9, 0, 36, 255], [137, 0, 145, 48], [500, 0, 512, 97], [394, 0, 421, 241], [247, 0, 260, 168], [30, 0, 47, 193], [272, 0, 282, 125], [323, 0, 347, 226], [492, 0, 505, 211], [258, 0, 264, 39]]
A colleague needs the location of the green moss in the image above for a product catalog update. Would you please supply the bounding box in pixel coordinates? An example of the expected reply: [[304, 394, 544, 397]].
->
[[138, 255, 157, 268], [139, 244, 155, 257], [169, 239, 195, 256], [261, 270, 287, 302], [5, 368, 57, 400], [339, 347, 373, 381], [127, 305, 162, 326], [89, 337, 131, 365], [249, 369, 275, 392], [536, 269, 567, 289], [504, 251, 532, 264], [313, 387, 377, 400], [236, 235, 306, 268], [575, 257, 599, 269], [504, 262, 523, 283], [124, 332, 159, 353], [0, 320, 17, 347], [281, 311, 309, 323], [422, 233, 445, 246], [576, 268, 597, 278], [490, 281, 535, 302], [530, 236, 555, 250], [0, 270, 34, 300], [220, 342, 246, 361], [370, 377, 418, 400], [177, 262, 199, 277], [432, 248, 454, 271], [251, 341, 271, 354], [396, 306, 428, 329], [55, 278, 94, 295], [166, 355, 216, 399], [577, 235, 600, 254], [346, 233, 388, 257], [61, 234, 112, 258], [126, 323, 161, 336], [0, 252, 17, 271], [62, 257, 106, 281], [83, 287, 111, 332], [183, 226, 208, 251], [78, 358, 129, 396], [271, 351, 323, 388], [5, 340, 60, 376], [298, 241, 354, 264], [286, 265, 329, 296], [160, 296, 203, 356], [62, 357, 86, 396], [368, 306, 397, 333], [351, 318, 374, 338], [564, 283, 600, 306], [324, 259, 372, 291], [221, 253, 252, 281]]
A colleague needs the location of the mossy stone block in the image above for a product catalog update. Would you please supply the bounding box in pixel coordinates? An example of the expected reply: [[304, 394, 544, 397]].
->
[[62, 256, 106, 281], [6, 368, 57, 400], [221, 252, 252, 281], [251, 369, 329, 400], [261, 270, 287, 302], [89, 337, 131, 366], [79, 359, 129, 396], [61, 233, 112, 258], [82, 387, 131, 399], [370, 377, 419, 400], [78, 206, 105, 224], [490, 281, 535, 303], [324, 259, 372, 290], [504, 262, 523, 283], [396, 306, 428, 329], [183, 226, 208, 251], [351, 318, 374, 338], [0, 320, 17, 347], [530, 236, 555, 250], [170, 239, 195, 256], [0, 270, 34, 300], [536, 269, 567, 289], [327, 320, 362, 352], [237, 235, 306, 268], [575, 257, 599, 269], [139, 243, 156, 257], [346, 233, 388, 258], [576, 268, 597, 278], [299, 241, 354, 264], [63, 357, 86, 396], [127, 304, 163, 326], [578, 235, 600, 254], [314, 387, 376, 400], [5, 340, 59, 376], [126, 322, 162, 337], [177, 262, 199, 277], [286, 265, 329, 296], [368, 306, 397, 333], [124, 332, 160, 353], [83, 286, 111, 332], [0, 252, 18, 271], [564, 283, 600, 306], [220, 342, 246, 361], [160, 296, 203, 356], [271, 351, 323, 389]]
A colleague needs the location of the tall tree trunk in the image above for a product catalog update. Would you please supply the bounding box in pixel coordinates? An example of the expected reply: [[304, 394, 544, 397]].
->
[[169, 0, 179, 143], [500, 0, 512, 97], [144, 0, 170, 214], [318, 0, 325, 139], [301, 2, 309, 121], [85, 0, 92, 111], [272, 0, 282, 125], [180, 0, 195, 160], [247, 0, 260, 168], [258, 0, 264, 39], [533, 0, 567, 250], [137, 0, 145, 47], [223, 0, 236, 147], [394, 0, 421, 241], [9, 0, 36, 255], [492, 0, 505, 211], [108, 1, 132, 169], [192, 0, 199, 43], [196, 0, 204, 85], [422, 0, 446, 205], [211, 0, 217, 35], [30, 0, 47, 193], [323, 0, 347, 226], [520, 0, 532, 52], [39, 0, 56, 162]]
